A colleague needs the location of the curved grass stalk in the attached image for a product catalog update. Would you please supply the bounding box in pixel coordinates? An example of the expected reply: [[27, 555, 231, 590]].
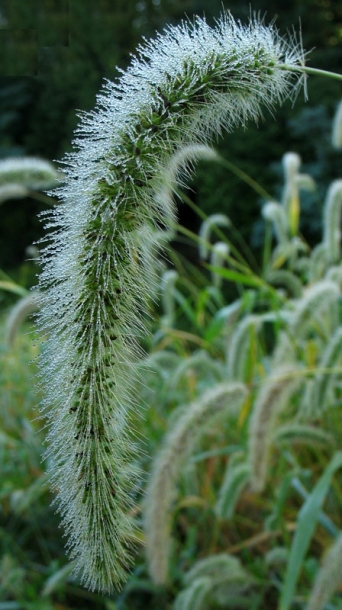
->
[[280, 64, 342, 82]]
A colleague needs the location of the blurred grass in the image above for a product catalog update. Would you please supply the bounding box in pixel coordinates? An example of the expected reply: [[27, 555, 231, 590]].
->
[[0, 317, 111, 608], [2, 172, 342, 609], [2, 280, 342, 608]]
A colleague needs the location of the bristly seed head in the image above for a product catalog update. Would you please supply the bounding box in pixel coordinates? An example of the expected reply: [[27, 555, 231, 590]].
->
[[36, 12, 306, 593]]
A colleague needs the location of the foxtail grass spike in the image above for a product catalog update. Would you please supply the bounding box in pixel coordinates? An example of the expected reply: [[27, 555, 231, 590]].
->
[[310, 243, 328, 281], [293, 255, 311, 276], [274, 423, 334, 448], [248, 365, 301, 493], [290, 280, 339, 337], [323, 180, 342, 264], [295, 172, 315, 192], [161, 269, 179, 328], [286, 165, 315, 204], [169, 349, 224, 391], [144, 383, 247, 584], [326, 264, 342, 288], [262, 201, 289, 245], [37, 12, 305, 592], [199, 214, 231, 261], [156, 144, 217, 225], [265, 547, 289, 567], [145, 349, 181, 375], [282, 152, 301, 183], [271, 237, 307, 268], [265, 269, 302, 298], [5, 292, 40, 348], [309, 327, 342, 415], [174, 577, 211, 610], [177, 553, 255, 609], [306, 533, 342, 610], [215, 299, 242, 331], [183, 553, 251, 587], [227, 314, 261, 381], [332, 99, 342, 149], [0, 157, 61, 190], [25, 244, 40, 261], [298, 379, 317, 421], [210, 241, 230, 288], [282, 152, 301, 236], [272, 331, 297, 368], [0, 184, 28, 204]]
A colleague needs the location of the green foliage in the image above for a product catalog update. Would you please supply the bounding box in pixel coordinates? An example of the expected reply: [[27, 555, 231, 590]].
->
[[0, 323, 66, 606], [140, 118, 342, 608], [1, 0, 342, 274]]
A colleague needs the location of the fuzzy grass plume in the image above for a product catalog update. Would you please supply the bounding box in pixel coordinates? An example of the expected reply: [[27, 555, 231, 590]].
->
[[37, 12, 306, 593], [0, 157, 60, 190], [248, 365, 302, 492], [323, 180, 342, 264], [262, 201, 289, 245], [175, 553, 255, 609], [199, 214, 230, 260], [5, 292, 40, 348], [144, 383, 247, 585], [306, 532, 342, 610]]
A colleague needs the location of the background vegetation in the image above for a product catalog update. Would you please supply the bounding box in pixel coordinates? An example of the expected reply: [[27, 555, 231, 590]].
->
[[0, 0, 342, 272], [1, 1, 342, 609]]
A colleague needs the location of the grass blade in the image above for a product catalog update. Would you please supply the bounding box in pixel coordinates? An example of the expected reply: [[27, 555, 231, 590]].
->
[[278, 451, 342, 610], [0, 281, 28, 296]]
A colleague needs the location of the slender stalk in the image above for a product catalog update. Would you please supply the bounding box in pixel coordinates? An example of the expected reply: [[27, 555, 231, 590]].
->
[[217, 156, 273, 200], [280, 64, 342, 82]]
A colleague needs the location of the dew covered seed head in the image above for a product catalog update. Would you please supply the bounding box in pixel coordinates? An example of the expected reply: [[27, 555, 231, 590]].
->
[[37, 12, 306, 593]]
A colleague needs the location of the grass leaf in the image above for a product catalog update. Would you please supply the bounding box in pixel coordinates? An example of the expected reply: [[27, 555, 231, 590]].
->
[[0, 281, 28, 296], [278, 451, 342, 610]]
